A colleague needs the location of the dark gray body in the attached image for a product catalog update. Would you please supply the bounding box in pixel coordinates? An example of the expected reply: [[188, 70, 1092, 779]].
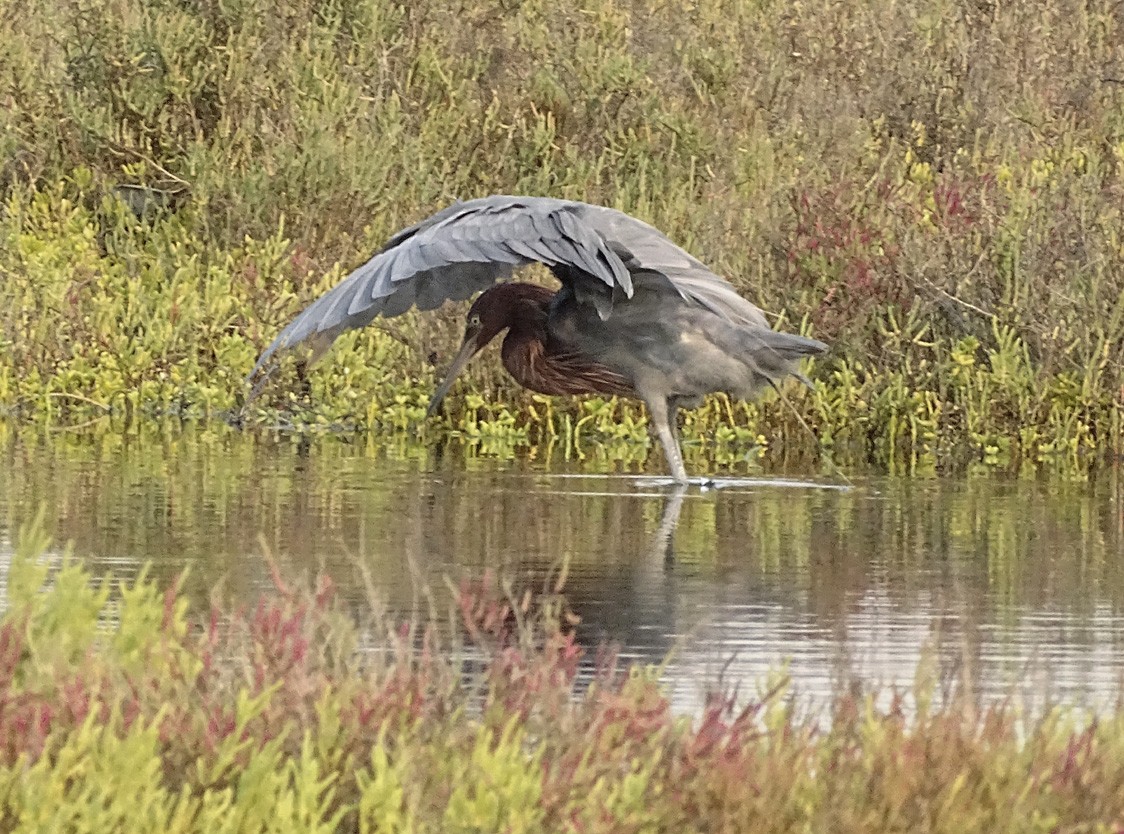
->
[[547, 279, 825, 480], [549, 280, 816, 405], [250, 195, 828, 482]]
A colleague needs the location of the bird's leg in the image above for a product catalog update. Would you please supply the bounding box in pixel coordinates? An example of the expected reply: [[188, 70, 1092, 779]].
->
[[667, 397, 681, 448], [646, 396, 689, 483]]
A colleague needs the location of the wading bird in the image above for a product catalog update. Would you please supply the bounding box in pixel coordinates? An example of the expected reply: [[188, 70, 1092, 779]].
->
[[249, 196, 827, 483]]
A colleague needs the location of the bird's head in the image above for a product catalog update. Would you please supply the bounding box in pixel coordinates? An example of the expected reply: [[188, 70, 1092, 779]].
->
[[426, 286, 528, 417]]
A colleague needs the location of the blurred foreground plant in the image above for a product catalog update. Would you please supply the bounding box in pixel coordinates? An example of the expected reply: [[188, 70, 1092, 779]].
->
[[2, 512, 1124, 831]]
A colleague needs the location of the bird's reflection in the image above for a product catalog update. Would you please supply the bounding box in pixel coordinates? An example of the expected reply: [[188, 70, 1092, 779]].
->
[[652, 485, 687, 566], [559, 483, 690, 663]]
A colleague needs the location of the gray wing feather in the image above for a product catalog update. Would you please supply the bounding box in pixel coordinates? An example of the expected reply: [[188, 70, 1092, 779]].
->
[[250, 195, 781, 381], [380, 277, 417, 317], [557, 209, 633, 294], [573, 204, 770, 328]]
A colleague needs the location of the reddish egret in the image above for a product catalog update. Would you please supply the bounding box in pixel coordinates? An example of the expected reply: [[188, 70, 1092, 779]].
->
[[249, 196, 827, 482]]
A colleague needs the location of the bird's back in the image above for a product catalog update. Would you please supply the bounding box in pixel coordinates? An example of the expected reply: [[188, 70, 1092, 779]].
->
[[547, 283, 825, 403]]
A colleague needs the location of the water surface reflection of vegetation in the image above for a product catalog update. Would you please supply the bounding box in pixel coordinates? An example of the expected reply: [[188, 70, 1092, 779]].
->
[[2, 422, 1122, 710]]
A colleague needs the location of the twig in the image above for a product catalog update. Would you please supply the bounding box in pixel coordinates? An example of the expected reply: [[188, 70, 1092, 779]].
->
[[933, 285, 996, 320], [48, 415, 110, 433], [46, 391, 111, 411], [768, 379, 854, 487], [105, 142, 192, 188]]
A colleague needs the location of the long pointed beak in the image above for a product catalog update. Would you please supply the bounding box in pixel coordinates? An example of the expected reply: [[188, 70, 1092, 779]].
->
[[427, 336, 479, 417]]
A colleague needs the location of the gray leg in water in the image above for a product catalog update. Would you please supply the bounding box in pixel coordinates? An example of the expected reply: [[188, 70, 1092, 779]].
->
[[645, 394, 688, 483]]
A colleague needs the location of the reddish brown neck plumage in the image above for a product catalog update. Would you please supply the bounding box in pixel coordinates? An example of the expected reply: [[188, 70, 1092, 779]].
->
[[472, 283, 554, 347], [470, 283, 633, 398]]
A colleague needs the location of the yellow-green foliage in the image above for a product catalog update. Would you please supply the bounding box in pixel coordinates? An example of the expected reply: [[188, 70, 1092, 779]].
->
[[1, 0, 1123, 468], [3, 516, 1124, 831]]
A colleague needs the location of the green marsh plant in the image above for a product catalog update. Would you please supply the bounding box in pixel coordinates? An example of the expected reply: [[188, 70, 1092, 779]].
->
[[1, 0, 1122, 471]]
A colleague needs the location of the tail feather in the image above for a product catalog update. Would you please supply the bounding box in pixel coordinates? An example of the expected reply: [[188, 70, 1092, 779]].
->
[[744, 328, 828, 384], [755, 330, 829, 359]]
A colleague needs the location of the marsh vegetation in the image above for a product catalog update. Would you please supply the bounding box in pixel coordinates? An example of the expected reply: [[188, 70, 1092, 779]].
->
[[1, 0, 1122, 471], [3, 0, 1124, 828]]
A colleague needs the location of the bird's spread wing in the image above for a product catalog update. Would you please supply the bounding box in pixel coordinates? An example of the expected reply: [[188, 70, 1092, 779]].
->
[[248, 196, 634, 378], [249, 196, 774, 382]]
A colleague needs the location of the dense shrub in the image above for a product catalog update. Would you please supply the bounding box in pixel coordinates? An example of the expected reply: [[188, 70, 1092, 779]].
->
[[2, 0, 1122, 468]]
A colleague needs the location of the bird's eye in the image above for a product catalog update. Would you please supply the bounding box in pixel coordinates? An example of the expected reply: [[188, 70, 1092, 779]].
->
[[468, 314, 482, 329]]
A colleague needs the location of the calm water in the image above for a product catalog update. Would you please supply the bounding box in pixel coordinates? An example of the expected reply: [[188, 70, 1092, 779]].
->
[[2, 424, 1123, 715]]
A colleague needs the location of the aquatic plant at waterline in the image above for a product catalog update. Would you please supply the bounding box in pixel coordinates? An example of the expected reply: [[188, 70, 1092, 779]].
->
[[3, 514, 1124, 831]]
